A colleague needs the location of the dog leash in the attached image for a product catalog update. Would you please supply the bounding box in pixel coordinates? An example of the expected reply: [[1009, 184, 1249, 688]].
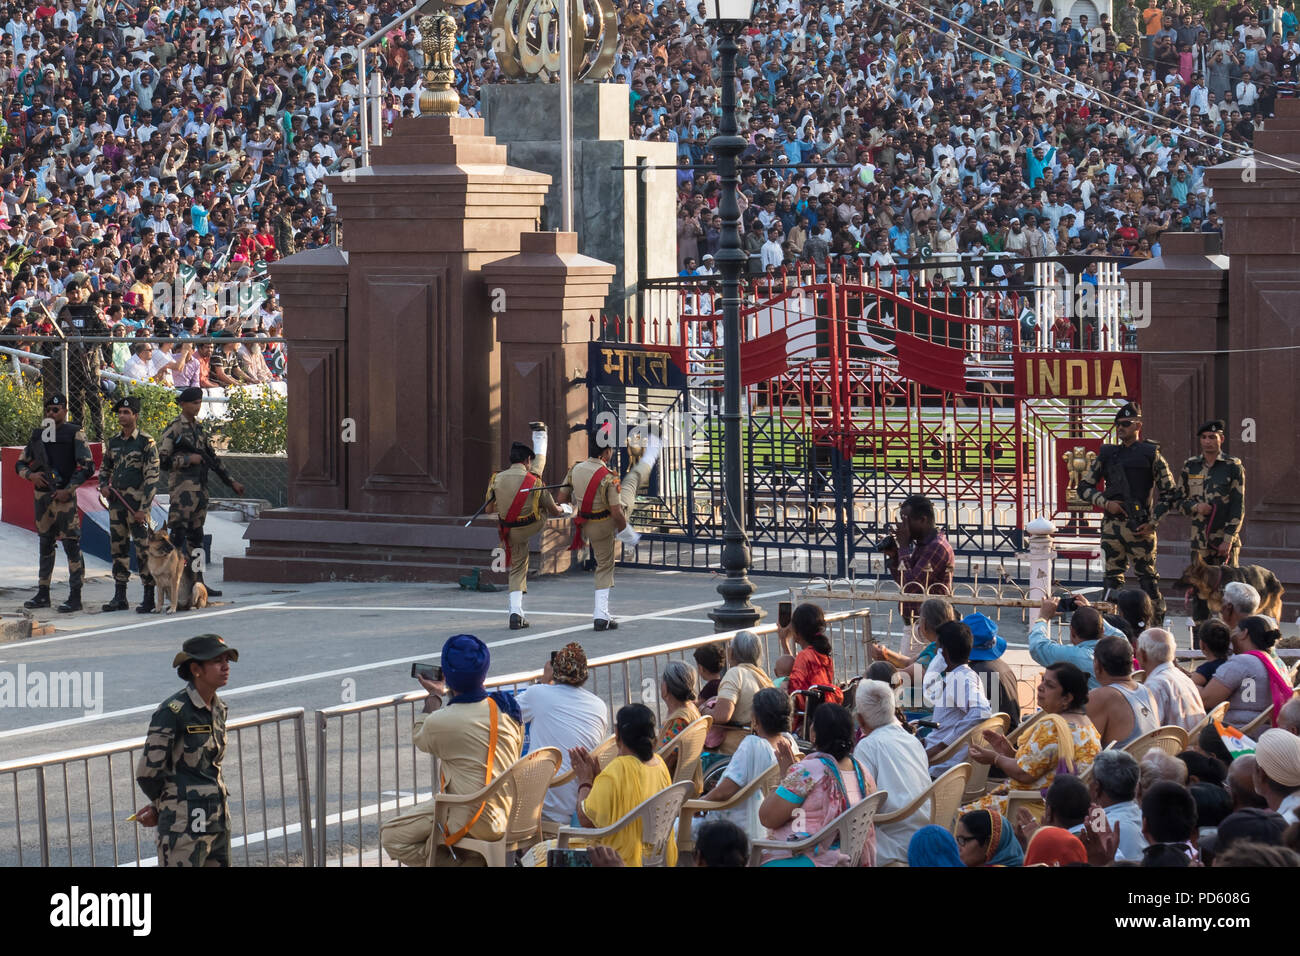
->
[[107, 486, 155, 532]]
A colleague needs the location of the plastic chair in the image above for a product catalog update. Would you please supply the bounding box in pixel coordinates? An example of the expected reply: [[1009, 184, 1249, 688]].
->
[[428, 747, 562, 867], [676, 764, 780, 860], [1006, 709, 1047, 748], [1238, 705, 1275, 739], [548, 735, 618, 788], [874, 762, 972, 835], [556, 780, 693, 868], [1123, 725, 1189, 761], [749, 789, 888, 867], [1185, 701, 1228, 744], [926, 714, 1011, 802], [658, 715, 712, 795]]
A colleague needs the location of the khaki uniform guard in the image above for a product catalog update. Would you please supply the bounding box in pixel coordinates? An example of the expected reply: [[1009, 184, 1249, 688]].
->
[[15, 393, 95, 613], [558, 423, 661, 630], [135, 635, 237, 867], [487, 423, 567, 629], [98, 395, 161, 613]]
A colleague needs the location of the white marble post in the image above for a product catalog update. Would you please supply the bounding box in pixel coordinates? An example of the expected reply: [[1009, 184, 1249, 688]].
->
[[1025, 516, 1057, 602]]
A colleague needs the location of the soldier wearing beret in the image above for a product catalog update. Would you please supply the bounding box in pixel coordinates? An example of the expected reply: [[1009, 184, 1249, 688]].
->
[[1176, 419, 1246, 620], [14, 393, 95, 612], [135, 634, 237, 867], [1076, 401, 1182, 622], [99, 395, 161, 613], [486, 422, 570, 630], [156, 386, 245, 598]]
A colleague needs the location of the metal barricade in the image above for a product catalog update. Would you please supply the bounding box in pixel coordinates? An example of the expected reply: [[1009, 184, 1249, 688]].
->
[[0, 707, 312, 867], [312, 608, 875, 866]]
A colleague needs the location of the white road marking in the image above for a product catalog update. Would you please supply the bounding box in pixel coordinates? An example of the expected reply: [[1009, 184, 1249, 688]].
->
[[12, 602, 288, 649], [262, 606, 589, 618]]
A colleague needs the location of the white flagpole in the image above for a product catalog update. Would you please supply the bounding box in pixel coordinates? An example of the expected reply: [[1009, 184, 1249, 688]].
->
[[559, 0, 574, 232]]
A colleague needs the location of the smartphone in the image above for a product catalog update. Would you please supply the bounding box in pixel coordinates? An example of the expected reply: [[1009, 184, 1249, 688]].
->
[[1058, 595, 1077, 614], [778, 601, 792, 628], [547, 848, 592, 868], [410, 662, 442, 682]]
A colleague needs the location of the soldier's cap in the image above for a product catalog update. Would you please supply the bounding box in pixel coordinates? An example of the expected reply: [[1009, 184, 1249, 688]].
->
[[1114, 401, 1141, 423], [112, 395, 141, 414], [44, 393, 68, 408], [172, 634, 239, 668], [1197, 419, 1225, 436], [177, 386, 203, 403]]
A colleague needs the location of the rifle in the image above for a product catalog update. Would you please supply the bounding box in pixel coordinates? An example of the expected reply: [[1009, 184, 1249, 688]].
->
[[173, 432, 233, 490], [463, 482, 571, 528], [1101, 448, 1152, 532]]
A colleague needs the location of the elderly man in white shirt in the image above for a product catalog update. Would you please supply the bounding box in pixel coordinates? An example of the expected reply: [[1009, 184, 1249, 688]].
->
[[1088, 748, 1149, 861], [1136, 628, 1204, 732], [853, 679, 932, 865], [121, 342, 159, 383]]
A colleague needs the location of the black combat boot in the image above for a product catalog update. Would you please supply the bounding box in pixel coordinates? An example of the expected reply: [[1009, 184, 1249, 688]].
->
[[24, 586, 51, 609], [136, 585, 156, 614], [57, 586, 82, 613], [102, 582, 130, 612]]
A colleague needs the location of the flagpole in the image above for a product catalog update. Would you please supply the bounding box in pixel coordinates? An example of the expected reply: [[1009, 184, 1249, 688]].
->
[[559, 0, 573, 232]]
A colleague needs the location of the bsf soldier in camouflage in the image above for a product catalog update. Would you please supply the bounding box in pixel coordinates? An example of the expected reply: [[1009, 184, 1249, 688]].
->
[[14, 393, 95, 613], [156, 387, 245, 598], [1176, 419, 1246, 621], [488, 423, 567, 630], [557, 421, 661, 630], [135, 634, 237, 867], [1076, 402, 1181, 622], [99, 396, 160, 613]]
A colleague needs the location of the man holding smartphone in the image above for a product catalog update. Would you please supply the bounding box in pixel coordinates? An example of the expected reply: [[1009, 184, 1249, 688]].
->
[[881, 494, 954, 622]]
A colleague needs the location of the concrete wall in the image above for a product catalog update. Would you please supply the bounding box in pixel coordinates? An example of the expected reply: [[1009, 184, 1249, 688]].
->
[[482, 83, 677, 318]]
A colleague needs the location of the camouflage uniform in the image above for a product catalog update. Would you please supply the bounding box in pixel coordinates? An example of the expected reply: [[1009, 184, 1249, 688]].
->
[[99, 428, 160, 587], [1077, 438, 1181, 621], [59, 303, 110, 441], [1176, 454, 1245, 566], [135, 683, 230, 867], [156, 415, 235, 560], [14, 421, 95, 590]]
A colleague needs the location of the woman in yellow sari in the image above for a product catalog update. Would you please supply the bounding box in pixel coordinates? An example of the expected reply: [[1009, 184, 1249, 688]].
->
[[964, 662, 1102, 818]]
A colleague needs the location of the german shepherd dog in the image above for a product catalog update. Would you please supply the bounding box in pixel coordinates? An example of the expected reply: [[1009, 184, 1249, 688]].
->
[[1173, 558, 1285, 621], [144, 531, 209, 613]]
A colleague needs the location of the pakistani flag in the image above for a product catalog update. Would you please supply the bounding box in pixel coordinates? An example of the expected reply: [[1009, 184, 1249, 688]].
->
[[237, 280, 270, 314], [178, 263, 197, 290]]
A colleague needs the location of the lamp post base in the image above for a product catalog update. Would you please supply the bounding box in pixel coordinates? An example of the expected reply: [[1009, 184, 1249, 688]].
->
[[708, 539, 764, 632]]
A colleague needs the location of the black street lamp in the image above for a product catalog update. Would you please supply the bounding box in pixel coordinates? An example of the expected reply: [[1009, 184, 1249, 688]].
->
[[704, 0, 762, 633]]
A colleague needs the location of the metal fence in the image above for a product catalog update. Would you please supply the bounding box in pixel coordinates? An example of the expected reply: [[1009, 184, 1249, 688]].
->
[[0, 707, 313, 868]]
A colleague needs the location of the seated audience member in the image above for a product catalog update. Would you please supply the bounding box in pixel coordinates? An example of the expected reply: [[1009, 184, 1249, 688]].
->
[[955, 809, 1024, 867], [1139, 751, 1190, 800], [1177, 750, 1228, 787], [1189, 781, 1233, 844], [1086, 635, 1161, 747], [1024, 826, 1088, 866], [702, 631, 773, 754], [1015, 774, 1092, 847], [908, 825, 965, 867], [868, 596, 955, 710], [693, 819, 750, 867], [853, 679, 932, 865], [1137, 628, 1205, 732], [1110, 589, 1156, 652], [570, 704, 675, 867], [779, 602, 843, 705], [923, 620, 993, 775], [403, 635, 524, 866], [1213, 807, 1289, 860], [758, 704, 876, 866], [1200, 615, 1295, 736], [966, 662, 1101, 816], [963, 612, 1021, 728], [1139, 781, 1199, 864], [1190, 618, 1232, 687], [1281, 696, 1300, 736], [693, 688, 796, 842], [1218, 581, 1260, 631], [1213, 842, 1300, 867], [1196, 723, 1235, 766], [657, 660, 701, 764], [694, 642, 726, 702], [517, 642, 610, 826], [1228, 754, 1269, 811], [1028, 596, 1107, 689], [1088, 749, 1149, 862], [1253, 728, 1300, 823]]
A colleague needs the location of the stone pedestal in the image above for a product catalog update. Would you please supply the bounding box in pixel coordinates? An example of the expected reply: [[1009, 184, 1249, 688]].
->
[[227, 115, 554, 583], [1199, 100, 1300, 603], [481, 84, 678, 317], [1127, 232, 1229, 575]]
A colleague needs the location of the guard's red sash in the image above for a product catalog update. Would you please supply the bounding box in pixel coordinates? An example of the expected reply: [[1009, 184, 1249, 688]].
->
[[497, 472, 540, 570], [569, 465, 612, 550]]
